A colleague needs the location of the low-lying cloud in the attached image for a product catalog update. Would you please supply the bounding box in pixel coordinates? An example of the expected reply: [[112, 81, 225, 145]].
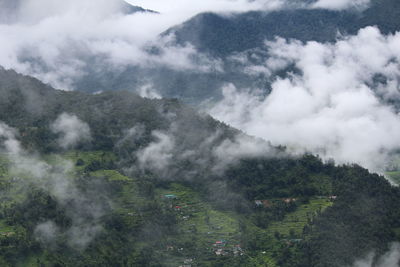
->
[[353, 242, 400, 267], [0, 121, 107, 249], [137, 130, 175, 172], [312, 0, 370, 10], [210, 26, 400, 172], [51, 113, 92, 149], [131, 121, 275, 179], [129, 0, 284, 16]]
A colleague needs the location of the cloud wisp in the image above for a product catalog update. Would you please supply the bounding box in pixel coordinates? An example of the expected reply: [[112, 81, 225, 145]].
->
[[51, 113, 92, 149], [128, 0, 285, 16], [129, 121, 276, 179], [352, 242, 400, 267], [0, 121, 107, 249], [311, 0, 370, 10]]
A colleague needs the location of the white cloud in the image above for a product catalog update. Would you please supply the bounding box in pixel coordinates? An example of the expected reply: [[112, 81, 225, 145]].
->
[[212, 133, 275, 173], [353, 243, 400, 267], [51, 113, 91, 149], [137, 130, 175, 171], [0, 122, 22, 155], [138, 84, 162, 99], [312, 0, 370, 10], [128, 0, 284, 16], [209, 27, 400, 172], [34, 221, 60, 245]]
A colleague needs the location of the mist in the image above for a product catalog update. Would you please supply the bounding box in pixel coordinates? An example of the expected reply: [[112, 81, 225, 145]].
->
[[311, 0, 370, 10], [0, 0, 374, 90], [0, 120, 107, 249], [0, 0, 281, 90], [352, 243, 400, 267], [51, 113, 92, 149]]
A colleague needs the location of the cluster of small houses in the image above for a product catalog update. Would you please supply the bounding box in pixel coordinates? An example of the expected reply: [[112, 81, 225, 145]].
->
[[162, 194, 193, 221], [178, 258, 194, 267], [212, 240, 244, 257], [254, 196, 337, 208], [162, 194, 245, 263], [0, 231, 14, 237], [160, 193, 339, 266]]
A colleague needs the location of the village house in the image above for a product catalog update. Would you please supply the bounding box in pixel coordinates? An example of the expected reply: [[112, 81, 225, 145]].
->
[[233, 245, 244, 256], [214, 248, 229, 256], [163, 194, 177, 200], [254, 200, 273, 208], [0, 232, 15, 237], [329, 195, 337, 201], [282, 198, 297, 204], [213, 240, 227, 247], [184, 258, 194, 264]]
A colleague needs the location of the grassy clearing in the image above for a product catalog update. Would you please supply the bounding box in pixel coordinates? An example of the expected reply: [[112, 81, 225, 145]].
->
[[90, 169, 131, 182], [0, 220, 15, 234], [63, 150, 117, 172], [266, 198, 333, 238]]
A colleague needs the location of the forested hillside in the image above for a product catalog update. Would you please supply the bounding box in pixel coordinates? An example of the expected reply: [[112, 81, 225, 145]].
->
[[168, 0, 400, 56], [0, 67, 398, 266]]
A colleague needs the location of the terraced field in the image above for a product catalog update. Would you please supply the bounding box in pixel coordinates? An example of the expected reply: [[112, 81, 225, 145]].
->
[[0, 151, 340, 266], [266, 198, 333, 238]]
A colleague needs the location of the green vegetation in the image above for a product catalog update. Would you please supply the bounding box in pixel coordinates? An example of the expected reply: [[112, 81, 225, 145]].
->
[[266, 198, 333, 238], [0, 149, 397, 266]]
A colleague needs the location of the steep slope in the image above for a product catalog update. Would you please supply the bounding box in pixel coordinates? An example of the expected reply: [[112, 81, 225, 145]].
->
[[0, 69, 399, 266], [0, 67, 237, 154]]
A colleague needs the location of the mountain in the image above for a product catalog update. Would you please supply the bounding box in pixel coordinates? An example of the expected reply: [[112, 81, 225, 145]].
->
[[69, 0, 400, 106], [167, 0, 400, 57], [0, 67, 399, 266]]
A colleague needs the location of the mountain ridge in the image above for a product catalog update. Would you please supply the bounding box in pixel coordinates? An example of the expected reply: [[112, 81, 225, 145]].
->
[[0, 66, 398, 266]]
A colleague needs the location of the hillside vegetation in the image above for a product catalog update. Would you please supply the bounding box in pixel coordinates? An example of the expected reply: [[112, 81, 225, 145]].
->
[[0, 68, 398, 266]]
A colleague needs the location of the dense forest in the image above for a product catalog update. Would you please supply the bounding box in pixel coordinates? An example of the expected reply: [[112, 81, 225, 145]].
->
[[0, 67, 398, 266]]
